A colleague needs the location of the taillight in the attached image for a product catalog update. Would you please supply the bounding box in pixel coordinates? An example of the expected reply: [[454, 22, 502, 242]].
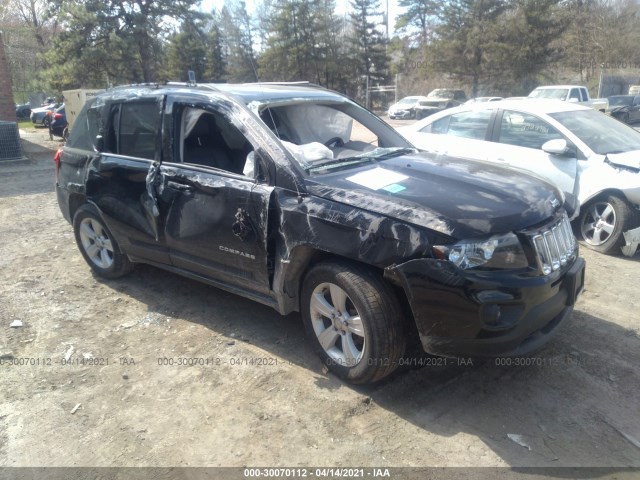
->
[[54, 113, 63, 120], [54, 149, 62, 182]]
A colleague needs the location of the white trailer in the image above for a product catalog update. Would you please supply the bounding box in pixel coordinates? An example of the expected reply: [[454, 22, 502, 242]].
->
[[62, 89, 102, 135]]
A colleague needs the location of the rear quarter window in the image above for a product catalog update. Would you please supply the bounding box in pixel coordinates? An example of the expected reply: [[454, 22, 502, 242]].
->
[[66, 101, 103, 151]]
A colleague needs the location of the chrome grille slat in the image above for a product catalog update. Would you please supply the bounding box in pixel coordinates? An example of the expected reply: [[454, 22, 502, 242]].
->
[[529, 212, 577, 275]]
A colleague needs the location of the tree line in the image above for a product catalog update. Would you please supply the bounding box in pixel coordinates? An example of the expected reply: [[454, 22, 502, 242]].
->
[[2, 0, 640, 106]]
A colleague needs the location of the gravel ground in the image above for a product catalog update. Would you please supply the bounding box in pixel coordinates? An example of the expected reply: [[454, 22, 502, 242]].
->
[[0, 126, 639, 479]]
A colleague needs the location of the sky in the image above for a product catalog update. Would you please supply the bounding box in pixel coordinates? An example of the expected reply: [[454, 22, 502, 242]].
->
[[199, 0, 403, 36]]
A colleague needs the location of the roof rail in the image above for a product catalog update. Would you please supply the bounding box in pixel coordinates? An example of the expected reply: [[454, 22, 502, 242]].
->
[[243, 81, 324, 89], [107, 83, 160, 90], [165, 82, 221, 91]]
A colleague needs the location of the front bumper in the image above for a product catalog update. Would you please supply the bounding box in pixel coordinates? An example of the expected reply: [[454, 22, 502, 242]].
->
[[389, 110, 413, 119], [385, 256, 585, 358]]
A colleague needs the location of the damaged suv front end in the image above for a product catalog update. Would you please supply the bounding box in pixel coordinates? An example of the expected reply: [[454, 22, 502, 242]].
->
[[385, 211, 583, 358]]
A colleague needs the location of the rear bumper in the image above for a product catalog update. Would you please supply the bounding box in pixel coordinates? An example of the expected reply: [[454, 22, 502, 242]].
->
[[385, 256, 585, 358], [56, 184, 73, 223]]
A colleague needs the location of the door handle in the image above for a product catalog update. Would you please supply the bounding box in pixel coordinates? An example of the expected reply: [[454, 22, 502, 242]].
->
[[167, 181, 194, 192]]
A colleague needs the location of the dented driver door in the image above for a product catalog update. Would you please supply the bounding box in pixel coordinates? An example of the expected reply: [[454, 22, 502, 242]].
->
[[158, 98, 275, 296]]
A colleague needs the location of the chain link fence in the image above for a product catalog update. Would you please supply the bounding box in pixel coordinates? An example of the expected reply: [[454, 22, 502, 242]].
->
[[0, 121, 26, 162]]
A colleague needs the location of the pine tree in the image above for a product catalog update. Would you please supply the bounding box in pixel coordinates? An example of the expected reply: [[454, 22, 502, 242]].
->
[[44, 0, 203, 88], [395, 0, 439, 44], [164, 21, 209, 83], [432, 0, 508, 97], [349, 0, 390, 107], [220, 1, 258, 82]]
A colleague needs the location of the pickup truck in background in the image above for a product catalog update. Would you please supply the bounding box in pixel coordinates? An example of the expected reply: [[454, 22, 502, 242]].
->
[[529, 85, 608, 112]]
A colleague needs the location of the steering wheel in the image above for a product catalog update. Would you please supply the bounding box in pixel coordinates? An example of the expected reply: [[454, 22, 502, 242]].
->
[[324, 137, 344, 148]]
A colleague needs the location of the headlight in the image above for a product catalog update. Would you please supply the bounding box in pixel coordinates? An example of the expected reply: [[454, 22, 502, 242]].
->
[[433, 232, 528, 270]]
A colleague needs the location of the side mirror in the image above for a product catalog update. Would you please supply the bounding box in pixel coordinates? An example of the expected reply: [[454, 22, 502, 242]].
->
[[94, 135, 104, 152], [542, 139, 571, 156]]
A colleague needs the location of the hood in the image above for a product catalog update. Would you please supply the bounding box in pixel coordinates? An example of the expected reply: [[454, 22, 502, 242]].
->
[[31, 105, 54, 113], [389, 103, 415, 111], [305, 152, 563, 239], [610, 106, 630, 113], [422, 99, 448, 106], [606, 151, 640, 171]]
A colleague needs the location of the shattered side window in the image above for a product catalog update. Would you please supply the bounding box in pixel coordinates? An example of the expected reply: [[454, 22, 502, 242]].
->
[[66, 100, 103, 151], [179, 106, 254, 176], [117, 102, 160, 160]]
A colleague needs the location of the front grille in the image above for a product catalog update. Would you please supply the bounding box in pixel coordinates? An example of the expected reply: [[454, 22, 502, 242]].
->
[[529, 212, 577, 275]]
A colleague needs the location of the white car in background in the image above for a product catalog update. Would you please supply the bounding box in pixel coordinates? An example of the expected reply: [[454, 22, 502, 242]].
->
[[398, 100, 640, 254], [387, 96, 429, 119]]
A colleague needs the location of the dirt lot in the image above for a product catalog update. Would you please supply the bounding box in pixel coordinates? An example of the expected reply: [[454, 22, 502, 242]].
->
[[1, 127, 639, 476]]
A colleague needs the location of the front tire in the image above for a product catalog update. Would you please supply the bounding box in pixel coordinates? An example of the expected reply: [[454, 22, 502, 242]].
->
[[301, 262, 406, 384], [73, 204, 134, 278], [578, 194, 635, 254]]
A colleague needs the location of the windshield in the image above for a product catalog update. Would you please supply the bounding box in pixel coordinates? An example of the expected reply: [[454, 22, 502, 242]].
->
[[428, 89, 454, 99], [258, 100, 413, 173], [550, 109, 640, 155], [530, 88, 568, 100], [397, 97, 419, 105], [608, 96, 633, 107]]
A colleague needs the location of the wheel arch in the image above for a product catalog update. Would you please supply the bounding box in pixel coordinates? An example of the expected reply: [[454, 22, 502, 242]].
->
[[273, 244, 414, 328], [68, 193, 88, 222], [580, 188, 635, 210]]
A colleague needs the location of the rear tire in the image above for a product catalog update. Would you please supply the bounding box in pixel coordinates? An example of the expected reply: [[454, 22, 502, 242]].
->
[[578, 194, 635, 254], [301, 262, 406, 384], [73, 204, 134, 278]]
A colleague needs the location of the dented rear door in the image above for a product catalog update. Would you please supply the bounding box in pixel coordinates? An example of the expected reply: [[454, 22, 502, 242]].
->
[[86, 95, 170, 265]]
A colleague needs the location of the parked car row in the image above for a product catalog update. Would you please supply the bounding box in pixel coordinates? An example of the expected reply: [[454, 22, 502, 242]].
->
[[15, 104, 31, 120], [388, 89, 467, 120], [30, 102, 61, 127], [397, 99, 640, 255], [390, 84, 611, 124], [49, 105, 68, 140]]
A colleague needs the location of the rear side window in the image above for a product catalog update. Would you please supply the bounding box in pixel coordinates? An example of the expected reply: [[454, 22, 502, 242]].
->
[[66, 101, 103, 151], [423, 110, 492, 139], [569, 89, 581, 101], [101, 101, 161, 160], [117, 102, 160, 160]]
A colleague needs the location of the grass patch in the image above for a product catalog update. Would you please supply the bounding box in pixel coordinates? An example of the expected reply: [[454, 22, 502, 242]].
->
[[17, 120, 33, 129]]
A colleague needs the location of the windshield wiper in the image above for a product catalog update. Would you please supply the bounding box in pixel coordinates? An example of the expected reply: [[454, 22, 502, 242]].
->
[[307, 147, 417, 173], [308, 156, 374, 173]]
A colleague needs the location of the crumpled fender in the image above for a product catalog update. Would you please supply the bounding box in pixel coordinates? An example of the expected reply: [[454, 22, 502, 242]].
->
[[384, 258, 481, 342]]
